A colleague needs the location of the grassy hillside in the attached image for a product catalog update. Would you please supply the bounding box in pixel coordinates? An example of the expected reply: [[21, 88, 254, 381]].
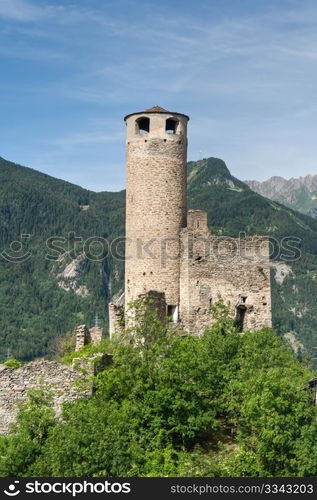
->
[[1, 156, 317, 363]]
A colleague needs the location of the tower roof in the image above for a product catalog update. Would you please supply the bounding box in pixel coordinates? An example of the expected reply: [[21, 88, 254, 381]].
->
[[124, 106, 189, 121], [144, 105, 169, 113]]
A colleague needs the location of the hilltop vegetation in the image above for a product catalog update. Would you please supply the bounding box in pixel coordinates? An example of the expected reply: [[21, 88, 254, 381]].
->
[[0, 305, 316, 477], [1, 156, 317, 362]]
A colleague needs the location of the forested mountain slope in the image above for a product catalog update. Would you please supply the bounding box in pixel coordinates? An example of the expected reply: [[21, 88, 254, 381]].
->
[[0, 157, 124, 361]]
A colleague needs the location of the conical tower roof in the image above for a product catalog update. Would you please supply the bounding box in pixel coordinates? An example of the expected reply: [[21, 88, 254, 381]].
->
[[124, 106, 189, 121]]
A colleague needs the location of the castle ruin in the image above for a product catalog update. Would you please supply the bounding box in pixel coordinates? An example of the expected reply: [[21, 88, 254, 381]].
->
[[109, 106, 272, 334], [0, 108, 272, 435], [0, 324, 109, 434]]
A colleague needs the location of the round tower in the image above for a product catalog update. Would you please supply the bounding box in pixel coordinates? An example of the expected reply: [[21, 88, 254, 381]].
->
[[124, 106, 189, 317]]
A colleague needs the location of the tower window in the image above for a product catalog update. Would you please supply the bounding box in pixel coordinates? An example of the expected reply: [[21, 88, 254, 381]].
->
[[136, 117, 150, 134], [166, 118, 179, 134], [167, 305, 178, 323]]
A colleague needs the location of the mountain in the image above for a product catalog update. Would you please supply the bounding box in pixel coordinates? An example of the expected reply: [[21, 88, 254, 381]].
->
[[0, 157, 124, 361], [1, 155, 317, 365], [245, 175, 317, 217]]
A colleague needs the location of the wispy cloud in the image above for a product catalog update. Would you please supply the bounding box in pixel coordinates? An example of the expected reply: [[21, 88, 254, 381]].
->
[[0, 0, 46, 21], [2, 0, 317, 186], [40, 3, 317, 108]]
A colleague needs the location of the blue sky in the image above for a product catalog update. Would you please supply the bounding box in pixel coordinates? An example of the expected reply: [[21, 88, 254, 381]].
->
[[1, 0, 317, 191]]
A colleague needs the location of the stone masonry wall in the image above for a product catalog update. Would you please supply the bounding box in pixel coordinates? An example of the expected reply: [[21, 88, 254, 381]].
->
[[109, 303, 124, 338], [0, 323, 109, 435], [89, 326, 103, 346], [75, 324, 104, 351], [125, 111, 188, 312], [180, 224, 272, 334], [0, 360, 90, 435], [75, 324, 90, 351]]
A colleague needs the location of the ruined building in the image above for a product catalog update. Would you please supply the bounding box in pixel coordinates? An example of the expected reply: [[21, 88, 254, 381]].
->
[[109, 106, 272, 335], [0, 325, 110, 435]]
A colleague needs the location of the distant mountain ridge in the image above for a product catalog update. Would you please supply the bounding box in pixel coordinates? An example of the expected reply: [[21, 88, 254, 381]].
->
[[245, 174, 317, 217]]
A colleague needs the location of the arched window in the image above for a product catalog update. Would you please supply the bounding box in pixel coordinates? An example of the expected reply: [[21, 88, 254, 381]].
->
[[166, 118, 179, 134], [135, 116, 150, 134]]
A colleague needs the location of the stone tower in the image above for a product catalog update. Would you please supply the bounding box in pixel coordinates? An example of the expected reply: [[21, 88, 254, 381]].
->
[[124, 106, 189, 318], [108, 105, 272, 338]]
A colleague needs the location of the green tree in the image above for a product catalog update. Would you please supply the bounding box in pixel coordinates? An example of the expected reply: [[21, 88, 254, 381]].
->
[[0, 390, 56, 477], [1, 305, 317, 478], [224, 329, 317, 476]]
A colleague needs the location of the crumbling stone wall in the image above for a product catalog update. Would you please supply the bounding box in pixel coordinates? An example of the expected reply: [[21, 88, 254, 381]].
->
[[109, 303, 124, 338], [0, 360, 90, 435], [179, 221, 272, 334], [89, 326, 103, 346], [0, 324, 110, 435], [75, 324, 104, 351], [75, 324, 90, 351]]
